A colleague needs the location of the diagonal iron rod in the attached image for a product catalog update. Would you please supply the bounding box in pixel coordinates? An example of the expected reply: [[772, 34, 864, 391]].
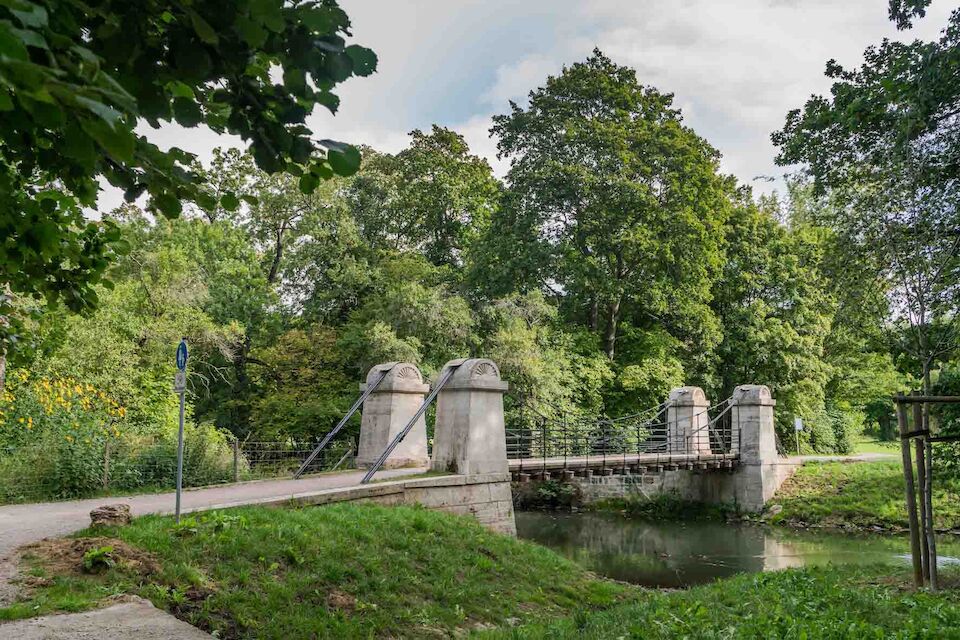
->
[[361, 363, 461, 484], [294, 368, 389, 479]]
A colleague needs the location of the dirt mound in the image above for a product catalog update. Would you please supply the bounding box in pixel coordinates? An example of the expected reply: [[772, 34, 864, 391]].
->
[[23, 537, 159, 578]]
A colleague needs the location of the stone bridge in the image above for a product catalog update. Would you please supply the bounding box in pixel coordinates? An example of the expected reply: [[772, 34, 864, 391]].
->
[[314, 358, 795, 534]]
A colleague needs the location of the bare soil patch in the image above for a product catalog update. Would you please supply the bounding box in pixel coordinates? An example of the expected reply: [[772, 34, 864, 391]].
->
[[22, 537, 159, 578]]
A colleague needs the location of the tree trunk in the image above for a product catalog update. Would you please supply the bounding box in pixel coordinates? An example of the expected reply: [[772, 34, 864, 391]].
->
[[267, 228, 284, 285], [588, 297, 598, 331], [604, 296, 621, 360]]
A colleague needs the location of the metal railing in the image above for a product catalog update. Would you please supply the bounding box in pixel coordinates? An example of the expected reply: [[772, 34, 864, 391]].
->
[[506, 397, 739, 474]]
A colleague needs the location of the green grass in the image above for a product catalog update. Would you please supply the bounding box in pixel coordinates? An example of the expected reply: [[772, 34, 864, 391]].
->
[[482, 565, 960, 639], [853, 435, 900, 455], [5, 502, 960, 638], [770, 460, 960, 531], [0, 504, 633, 638]]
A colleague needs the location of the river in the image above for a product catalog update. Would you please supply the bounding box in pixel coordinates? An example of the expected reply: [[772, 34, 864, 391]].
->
[[516, 511, 960, 588]]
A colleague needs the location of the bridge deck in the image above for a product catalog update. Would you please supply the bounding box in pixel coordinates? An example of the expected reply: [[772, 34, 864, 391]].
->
[[508, 452, 738, 472]]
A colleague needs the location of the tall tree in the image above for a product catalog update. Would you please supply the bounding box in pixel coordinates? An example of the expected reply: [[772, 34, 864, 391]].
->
[[489, 50, 730, 360], [346, 127, 501, 267], [774, 3, 960, 395]]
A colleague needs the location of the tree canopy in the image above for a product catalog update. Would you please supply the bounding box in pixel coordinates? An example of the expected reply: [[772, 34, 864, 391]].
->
[[1, 0, 375, 360]]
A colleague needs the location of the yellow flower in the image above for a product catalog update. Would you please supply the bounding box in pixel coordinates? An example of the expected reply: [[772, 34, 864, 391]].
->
[[17, 417, 23, 424], [65, 435, 73, 442]]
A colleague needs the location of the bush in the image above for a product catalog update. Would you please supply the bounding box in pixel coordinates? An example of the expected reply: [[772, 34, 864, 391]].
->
[[513, 479, 583, 510], [0, 369, 236, 502]]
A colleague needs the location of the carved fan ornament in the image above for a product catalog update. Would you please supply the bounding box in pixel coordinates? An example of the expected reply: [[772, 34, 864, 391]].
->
[[397, 365, 421, 382], [471, 361, 499, 379]]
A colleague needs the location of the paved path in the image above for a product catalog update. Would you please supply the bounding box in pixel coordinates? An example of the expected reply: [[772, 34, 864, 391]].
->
[[0, 467, 426, 559]]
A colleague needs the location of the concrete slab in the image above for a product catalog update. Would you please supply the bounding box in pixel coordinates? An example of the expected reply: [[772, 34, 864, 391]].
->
[[0, 597, 211, 639]]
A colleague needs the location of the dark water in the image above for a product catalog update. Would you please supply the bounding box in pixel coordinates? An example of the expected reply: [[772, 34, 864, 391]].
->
[[516, 511, 960, 588]]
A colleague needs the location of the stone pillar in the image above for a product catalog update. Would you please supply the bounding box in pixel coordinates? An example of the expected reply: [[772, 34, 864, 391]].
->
[[356, 362, 430, 469], [731, 384, 780, 511], [431, 358, 509, 476], [666, 387, 711, 455], [430, 358, 515, 536]]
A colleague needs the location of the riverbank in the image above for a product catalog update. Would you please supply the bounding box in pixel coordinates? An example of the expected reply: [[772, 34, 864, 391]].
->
[[769, 460, 960, 533], [542, 459, 960, 535], [0, 503, 633, 637], [481, 564, 960, 638], [1, 503, 958, 638]]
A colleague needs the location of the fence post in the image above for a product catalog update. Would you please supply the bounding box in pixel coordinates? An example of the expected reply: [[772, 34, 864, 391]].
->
[[232, 439, 240, 482], [103, 440, 111, 491], [897, 395, 924, 588]]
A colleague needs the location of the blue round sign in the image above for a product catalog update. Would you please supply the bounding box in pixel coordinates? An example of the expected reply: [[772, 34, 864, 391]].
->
[[176, 340, 188, 371]]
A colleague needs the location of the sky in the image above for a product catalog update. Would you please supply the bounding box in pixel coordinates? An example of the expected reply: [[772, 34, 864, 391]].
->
[[103, 0, 957, 211]]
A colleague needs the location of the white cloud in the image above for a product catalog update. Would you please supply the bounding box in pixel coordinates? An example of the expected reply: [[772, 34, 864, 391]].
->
[[96, 0, 959, 210]]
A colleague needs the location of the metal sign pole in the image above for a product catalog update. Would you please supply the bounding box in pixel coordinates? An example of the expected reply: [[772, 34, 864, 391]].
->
[[174, 338, 188, 524], [794, 416, 803, 455]]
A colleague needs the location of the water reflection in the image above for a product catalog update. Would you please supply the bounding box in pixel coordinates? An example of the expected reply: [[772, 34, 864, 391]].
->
[[516, 511, 960, 588]]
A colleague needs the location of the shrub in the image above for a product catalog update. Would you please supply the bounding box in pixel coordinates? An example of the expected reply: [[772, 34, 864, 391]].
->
[[0, 369, 236, 502], [513, 479, 583, 510]]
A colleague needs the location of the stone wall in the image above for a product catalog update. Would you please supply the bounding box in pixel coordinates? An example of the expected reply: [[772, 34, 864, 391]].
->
[[282, 473, 517, 535], [561, 462, 799, 509]]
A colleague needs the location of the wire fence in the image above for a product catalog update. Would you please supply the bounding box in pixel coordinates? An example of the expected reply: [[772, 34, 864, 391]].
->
[[0, 437, 355, 505]]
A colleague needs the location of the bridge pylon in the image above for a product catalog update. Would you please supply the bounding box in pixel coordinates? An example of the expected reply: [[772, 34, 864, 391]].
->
[[356, 362, 431, 470]]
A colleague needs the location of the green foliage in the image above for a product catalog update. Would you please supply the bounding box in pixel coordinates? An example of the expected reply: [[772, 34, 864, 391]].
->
[[488, 49, 730, 363], [0, 0, 375, 356], [250, 326, 353, 440], [486, 565, 960, 639], [10, 42, 931, 461], [8, 504, 960, 638], [81, 546, 114, 573], [591, 492, 735, 521], [775, 6, 960, 390], [513, 479, 583, 511], [349, 126, 501, 267]]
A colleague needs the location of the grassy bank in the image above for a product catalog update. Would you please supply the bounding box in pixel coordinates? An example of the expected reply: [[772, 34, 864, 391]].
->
[[0, 504, 632, 637], [3, 502, 960, 638], [481, 565, 960, 639], [770, 461, 960, 532]]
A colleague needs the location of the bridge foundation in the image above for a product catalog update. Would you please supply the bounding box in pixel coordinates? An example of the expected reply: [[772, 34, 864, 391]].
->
[[356, 362, 430, 469], [729, 384, 794, 511], [514, 385, 797, 513]]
